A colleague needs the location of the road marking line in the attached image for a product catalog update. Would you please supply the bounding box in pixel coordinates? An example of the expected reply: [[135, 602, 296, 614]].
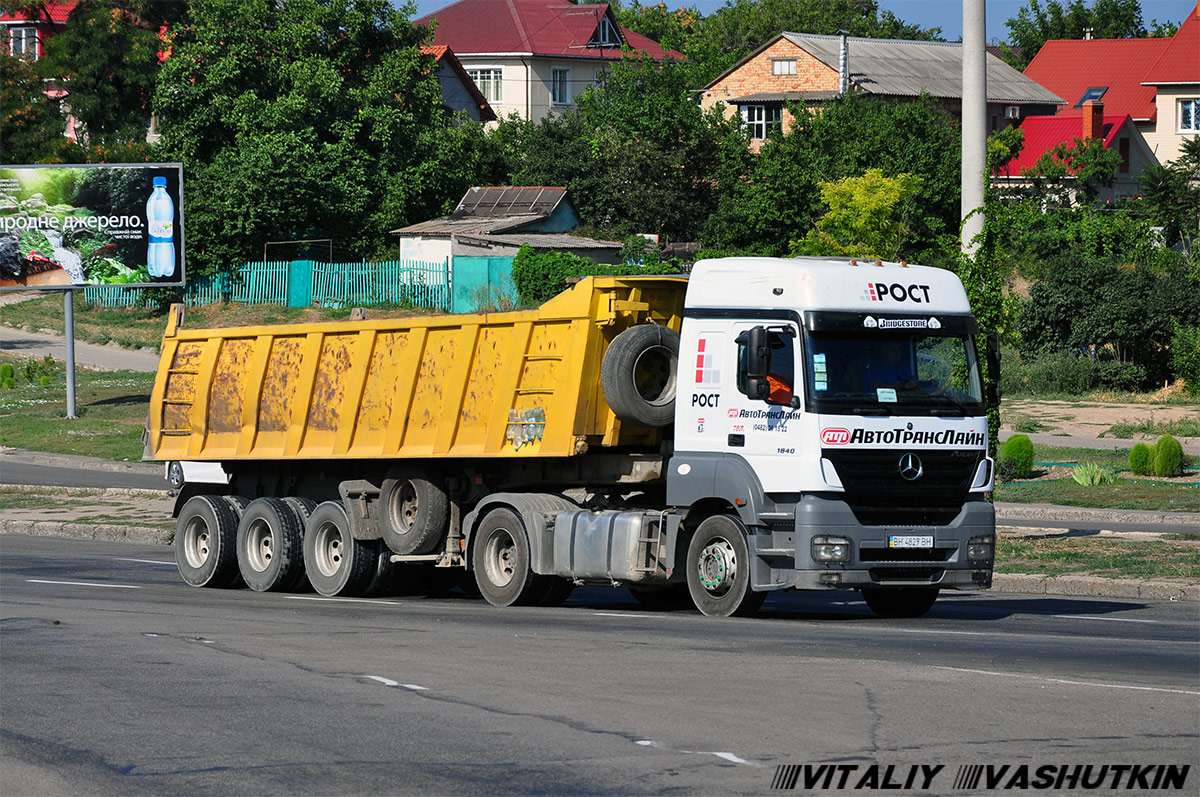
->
[[635, 740, 754, 766], [287, 596, 401, 605], [595, 612, 670, 618], [113, 558, 176, 566], [26, 579, 139, 589], [1050, 614, 1160, 624], [934, 666, 1199, 695], [366, 676, 428, 691]]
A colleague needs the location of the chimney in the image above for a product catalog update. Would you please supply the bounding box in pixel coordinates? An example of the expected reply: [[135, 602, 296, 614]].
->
[[1082, 99, 1104, 140], [838, 31, 849, 94]]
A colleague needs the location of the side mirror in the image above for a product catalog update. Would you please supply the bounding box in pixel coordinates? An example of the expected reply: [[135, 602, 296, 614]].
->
[[985, 331, 1001, 409], [736, 327, 770, 400]]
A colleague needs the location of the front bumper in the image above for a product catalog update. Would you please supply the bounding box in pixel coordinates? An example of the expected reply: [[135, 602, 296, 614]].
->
[[787, 494, 994, 590]]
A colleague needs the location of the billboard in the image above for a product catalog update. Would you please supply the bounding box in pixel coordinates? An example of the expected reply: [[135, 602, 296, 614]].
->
[[0, 163, 184, 290]]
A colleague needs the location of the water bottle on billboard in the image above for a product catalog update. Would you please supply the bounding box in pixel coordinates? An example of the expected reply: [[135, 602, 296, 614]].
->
[[146, 176, 175, 278]]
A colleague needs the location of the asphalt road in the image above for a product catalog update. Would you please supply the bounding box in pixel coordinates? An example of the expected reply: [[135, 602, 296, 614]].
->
[[0, 459, 167, 491], [2, 535, 1196, 795]]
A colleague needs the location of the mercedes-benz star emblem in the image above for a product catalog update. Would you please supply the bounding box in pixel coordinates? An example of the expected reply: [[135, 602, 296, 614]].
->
[[899, 452, 923, 481]]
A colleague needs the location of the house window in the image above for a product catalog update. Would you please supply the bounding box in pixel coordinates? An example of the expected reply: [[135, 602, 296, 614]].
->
[[551, 68, 571, 105], [1180, 99, 1200, 132], [466, 68, 503, 104], [1074, 86, 1108, 107], [772, 59, 796, 76], [740, 105, 782, 140], [591, 17, 622, 47], [1118, 137, 1130, 173], [8, 26, 38, 59]]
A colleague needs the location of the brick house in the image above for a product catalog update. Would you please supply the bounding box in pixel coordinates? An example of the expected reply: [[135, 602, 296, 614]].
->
[[417, 0, 679, 122], [700, 33, 1062, 151]]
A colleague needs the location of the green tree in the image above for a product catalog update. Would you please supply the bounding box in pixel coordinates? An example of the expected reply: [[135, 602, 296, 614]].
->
[[1023, 136, 1124, 206], [1139, 137, 1200, 261], [154, 0, 485, 271], [0, 52, 80, 162], [703, 93, 960, 263], [1002, 0, 1151, 69], [34, 2, 178, 148], [790, 169, 924, 259], [502, 53, 749, 242]]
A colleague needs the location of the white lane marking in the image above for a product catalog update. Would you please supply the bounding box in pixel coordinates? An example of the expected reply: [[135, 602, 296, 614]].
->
[[636, 739, 754, 766], [1050, 614, 1160, 624], [287, 596, 401, 606], [366, 676, 428, 691], [26, 579, 139, 589], [595, 612, 670, 618], [113, 558, 176, 566], [934, 666, 1200, 696]]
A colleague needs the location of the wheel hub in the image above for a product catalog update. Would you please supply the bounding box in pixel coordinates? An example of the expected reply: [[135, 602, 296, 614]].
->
[[246, 519, 273, 573], [182, 517, 210, 568], [312, 520, 344, 578], [697, 538, 737, 595]]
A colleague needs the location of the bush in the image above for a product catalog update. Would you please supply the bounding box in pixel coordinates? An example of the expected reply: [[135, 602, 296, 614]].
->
[[1129, 443, 1152, 475], [1172, 324, 1200, 395], [1095, 360, 1146, 392], [1022, 353, 1097, 395], [1153, 434, 1184, 477], [511, 243, 685, 306], [1000, 434, 1035, 479]]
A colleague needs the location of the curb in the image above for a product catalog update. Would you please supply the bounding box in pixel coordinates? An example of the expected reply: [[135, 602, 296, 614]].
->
[[2, 520, 1195, 602]]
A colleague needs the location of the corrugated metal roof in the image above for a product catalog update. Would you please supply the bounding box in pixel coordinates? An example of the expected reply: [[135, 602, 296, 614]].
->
[[726, 90, 841, 103], [391, 214, 546, 236], [458, 233, 623, 249], [781, 33, 1063, 105], [995, 114, 1131, 176], [1143, 6, 1198, 85]]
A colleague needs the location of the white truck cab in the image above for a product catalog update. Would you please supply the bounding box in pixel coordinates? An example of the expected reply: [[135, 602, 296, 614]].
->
[[666, 257, 997, 616]]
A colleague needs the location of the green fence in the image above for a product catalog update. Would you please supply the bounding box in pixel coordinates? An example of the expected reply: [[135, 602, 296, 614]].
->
[[82, 258, 451, 310]]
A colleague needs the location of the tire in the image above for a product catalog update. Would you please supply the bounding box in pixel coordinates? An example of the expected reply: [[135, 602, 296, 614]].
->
[[283, 496, 318, 525], [471, 507, 549, 607], [175, 495, 241, 588], [379, 468, 450, 555], [685, 515, 766, 617], [601, 324, 680, 427], [223, 495, 250, 519], [302, 501, 378, 597], [629, 583, 694, 611], [862, 587, 940, 619], [534, 577, 575, 607], [236, 497, 307, 592]]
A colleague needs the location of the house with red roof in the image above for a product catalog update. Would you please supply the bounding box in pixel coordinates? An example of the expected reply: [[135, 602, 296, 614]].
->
[[416, 0, 680, 122], [1023, 3, 1198, 165], [991, 100, 1159, 202], [1, 1, 74, 61], [424, 46, 497, 122], [1141, 3, 1198, 164]]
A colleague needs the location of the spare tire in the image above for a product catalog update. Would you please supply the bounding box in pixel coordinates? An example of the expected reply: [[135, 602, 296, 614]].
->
[[601, 324, 680, 427]]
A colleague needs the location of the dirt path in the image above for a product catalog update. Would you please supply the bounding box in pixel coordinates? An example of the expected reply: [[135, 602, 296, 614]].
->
[[1002, 398, 1200, 447]]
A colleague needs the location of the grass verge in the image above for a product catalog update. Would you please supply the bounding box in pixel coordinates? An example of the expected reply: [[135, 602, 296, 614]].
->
[[997, 535, 1200, 580], [995, 478, 1200, 512], [0, 485, 174, 532], [1103, 416, 1200, 439], [0, 356, 153, 461]]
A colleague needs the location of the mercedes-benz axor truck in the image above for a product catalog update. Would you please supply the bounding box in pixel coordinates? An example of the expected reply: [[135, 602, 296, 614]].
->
[[147, 256, 999, 617]]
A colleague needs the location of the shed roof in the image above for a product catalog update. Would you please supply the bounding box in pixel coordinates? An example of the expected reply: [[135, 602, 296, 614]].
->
[[392, 187, 570, 236], [458, 232, 622, 250], [1024, 38, 1168, 121]]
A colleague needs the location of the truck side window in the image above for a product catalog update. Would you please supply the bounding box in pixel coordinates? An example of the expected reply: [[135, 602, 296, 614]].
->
[[737, 329, 795, 404]]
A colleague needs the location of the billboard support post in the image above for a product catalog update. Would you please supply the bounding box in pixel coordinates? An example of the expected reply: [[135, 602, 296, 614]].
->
[[63, 288, 77, 419]]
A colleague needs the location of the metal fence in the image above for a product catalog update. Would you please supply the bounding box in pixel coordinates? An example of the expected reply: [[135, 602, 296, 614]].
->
[[82, 259, 450, 311]]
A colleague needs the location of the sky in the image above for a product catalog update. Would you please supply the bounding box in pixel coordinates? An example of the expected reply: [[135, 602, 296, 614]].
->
[[403, 0, 1197, 44]]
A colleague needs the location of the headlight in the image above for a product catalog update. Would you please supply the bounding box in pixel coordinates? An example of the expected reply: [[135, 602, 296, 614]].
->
[[812, 535, 852, 563], [967, 534, 994, 563]]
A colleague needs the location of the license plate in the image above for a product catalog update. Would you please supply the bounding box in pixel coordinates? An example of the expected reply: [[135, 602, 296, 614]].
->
[[888, 535, 933, 549]]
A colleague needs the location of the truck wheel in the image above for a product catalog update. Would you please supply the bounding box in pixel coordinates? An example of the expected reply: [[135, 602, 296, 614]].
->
[[175, 495, 241, 588], [380, 469, 449, 555], [601, 324, 679, 427], [472, 507, 548, 607], [303, 501, 378, 597], [862, 587, 939, 618], [222, 495, 250, 519], [686, 515, 766, 617], [236, 497, 307, 592], [535, 577, 574, 607], [283, 496, 318, 525]]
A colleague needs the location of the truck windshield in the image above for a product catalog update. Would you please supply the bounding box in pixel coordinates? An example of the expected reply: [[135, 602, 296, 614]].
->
[[804, 331, 985, 416]]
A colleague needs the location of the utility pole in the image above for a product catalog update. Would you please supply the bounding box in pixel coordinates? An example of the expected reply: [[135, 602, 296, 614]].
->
[[961, 0, 987, 257]]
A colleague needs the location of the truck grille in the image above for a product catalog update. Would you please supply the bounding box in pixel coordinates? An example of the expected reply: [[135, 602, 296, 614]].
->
[[869, 567, 944, 583], [823, 448, 983, 527], [859, 547, 955, 563]]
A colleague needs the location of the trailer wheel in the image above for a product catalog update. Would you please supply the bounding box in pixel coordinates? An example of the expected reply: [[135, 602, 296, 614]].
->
[[380, 469, 449, 555], [303, 501, 378, 597], [472, 507, 548, 607], [222, 495, 250, 519], [175, 495, 241, 588], [861, 587, 939, 618], [236, 497, 307, 592], [601, 324, 679, 427], [685, 515, 766, 617], [283, 496, 318, 525]]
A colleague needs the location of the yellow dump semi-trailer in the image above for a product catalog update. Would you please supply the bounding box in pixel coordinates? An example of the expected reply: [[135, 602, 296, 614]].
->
[[147, 276, 685, 464]]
